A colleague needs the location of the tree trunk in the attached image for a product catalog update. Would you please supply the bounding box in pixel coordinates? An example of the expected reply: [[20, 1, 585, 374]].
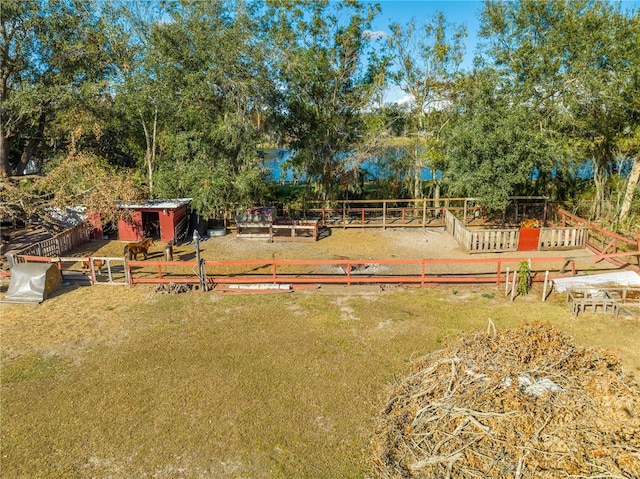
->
[[619, 157, 639, 220], [0, 128, 10, 178], [140, 111, 154, 194], [412, 141, 421, 201], [16, 112, 46, 176], [592, 160, 607, 219], [150, 106, 157, 195]]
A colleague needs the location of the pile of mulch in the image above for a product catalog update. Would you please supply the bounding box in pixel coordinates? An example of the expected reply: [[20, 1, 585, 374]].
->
[[371, 322, 640, 478]]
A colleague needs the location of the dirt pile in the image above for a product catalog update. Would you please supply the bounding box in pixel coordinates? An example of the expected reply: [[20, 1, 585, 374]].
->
[[371, 322, 640, 478]]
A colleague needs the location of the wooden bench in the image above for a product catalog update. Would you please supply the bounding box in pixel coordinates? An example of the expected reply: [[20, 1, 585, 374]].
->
[[567, 289, 619, 319]]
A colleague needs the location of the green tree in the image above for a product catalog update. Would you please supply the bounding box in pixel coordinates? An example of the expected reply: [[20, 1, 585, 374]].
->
[[0, 0, 124, 178], [132, 0, 271, 215], [446, 70, 552, 211], [265, 0, 386, 202], [386, 12, 467, 201], [478, 0, 640, 218]]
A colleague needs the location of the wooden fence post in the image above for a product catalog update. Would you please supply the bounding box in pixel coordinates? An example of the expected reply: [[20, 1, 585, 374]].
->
[[542, 271, 549, 302], [504, 267, 510, 296]]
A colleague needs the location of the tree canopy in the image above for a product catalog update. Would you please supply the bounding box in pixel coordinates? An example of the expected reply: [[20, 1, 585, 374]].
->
[[1, 0, 638, 230]]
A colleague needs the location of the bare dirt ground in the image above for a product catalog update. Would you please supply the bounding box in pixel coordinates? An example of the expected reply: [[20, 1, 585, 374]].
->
[[67, 226, 617, 276]]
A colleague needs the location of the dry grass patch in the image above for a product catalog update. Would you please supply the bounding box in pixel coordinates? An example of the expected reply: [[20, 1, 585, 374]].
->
[[1, 285, 639, 478]]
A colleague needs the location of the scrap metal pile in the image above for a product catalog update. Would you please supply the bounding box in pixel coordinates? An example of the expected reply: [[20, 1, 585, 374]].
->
[[371, 322, 640, 478]]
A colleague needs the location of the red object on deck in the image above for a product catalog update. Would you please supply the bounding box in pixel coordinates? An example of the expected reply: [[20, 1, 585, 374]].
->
[[518, 228, 540, 251]]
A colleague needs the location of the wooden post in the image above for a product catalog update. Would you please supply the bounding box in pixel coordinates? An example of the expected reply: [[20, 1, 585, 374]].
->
[[89, 258, 96, 285], [542, 270, 549, 302], [463, 199, 468, 225], [422, 199, 427, 227], [272, 261, 277, 284], [124, 258, 131, 286], [342, 201, 346, 229], [382, 201, 387, 229], [510, 272, 517, 301], [505, 267, 510, 296]]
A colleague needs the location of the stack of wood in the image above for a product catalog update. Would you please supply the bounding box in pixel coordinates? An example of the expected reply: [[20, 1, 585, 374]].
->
[[154, 283, 194, 294], [371, 322, 640, 478]]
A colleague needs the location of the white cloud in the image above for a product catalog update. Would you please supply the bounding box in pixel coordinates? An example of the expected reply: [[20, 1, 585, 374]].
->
[[396, 94, 414, 105], [363, 30, 390, 40]]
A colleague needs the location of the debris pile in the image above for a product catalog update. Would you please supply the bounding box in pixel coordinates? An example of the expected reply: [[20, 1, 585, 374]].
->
[[154, 283, 196, 294], [371, 322, 640, 478]]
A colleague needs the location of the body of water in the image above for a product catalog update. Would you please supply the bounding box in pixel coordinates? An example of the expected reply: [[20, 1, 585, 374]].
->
[[262, 149, 441, 183], [263, 149, 633, 184]]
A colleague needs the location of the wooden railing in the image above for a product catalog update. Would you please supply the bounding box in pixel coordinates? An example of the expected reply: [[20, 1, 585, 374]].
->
[[13, 255, 126, 285], [557, 209, 640, 269], [123, 256, 577, 288], [539, 227, 588, 250], [444, 209, 518, 253], [12, 223, 91, 257]]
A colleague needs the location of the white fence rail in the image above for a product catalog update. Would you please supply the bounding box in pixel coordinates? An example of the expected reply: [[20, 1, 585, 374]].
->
[[539, 227, 587, 250], [445, 210, 518, 253], [445, 209, 586, 253]]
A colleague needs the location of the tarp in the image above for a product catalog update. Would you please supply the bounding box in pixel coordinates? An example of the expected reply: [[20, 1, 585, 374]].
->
[[2, 263, 62, 304], [552, 271, 640, 293]]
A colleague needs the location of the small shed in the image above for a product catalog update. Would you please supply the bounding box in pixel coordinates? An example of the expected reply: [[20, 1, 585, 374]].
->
[[2, 263, 62, 304], [118, 198, 191, 243]]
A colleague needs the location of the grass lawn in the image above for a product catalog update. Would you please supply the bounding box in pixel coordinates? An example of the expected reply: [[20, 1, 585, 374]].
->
[[1, 284, 639, 478]]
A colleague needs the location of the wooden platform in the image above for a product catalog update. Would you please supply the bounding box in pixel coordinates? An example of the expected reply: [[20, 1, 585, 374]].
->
[[567, 289, 619, 319], [236, 220, 319, 242]]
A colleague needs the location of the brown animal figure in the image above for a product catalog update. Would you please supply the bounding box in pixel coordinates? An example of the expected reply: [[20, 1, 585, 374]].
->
[[82, 259, 105, 273], [520, 218, 541, 229], [123, 237, 154, 260], [165, 238, 174, 261]]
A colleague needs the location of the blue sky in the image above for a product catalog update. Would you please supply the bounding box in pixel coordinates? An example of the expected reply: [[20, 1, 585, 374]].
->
[[368, 0, 639, 103], [370, 1, 483, 103]]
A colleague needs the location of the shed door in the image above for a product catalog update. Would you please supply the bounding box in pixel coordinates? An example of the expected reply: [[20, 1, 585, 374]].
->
[[142, 211, 161, 239]]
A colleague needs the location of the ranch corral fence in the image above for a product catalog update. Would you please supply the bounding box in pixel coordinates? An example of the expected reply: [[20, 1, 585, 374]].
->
[[444, 209, 588, 253], [444, 210, 518, 253], [558, 209, 640, 271], [276, 198, 474, 228], [228, 197, 538, 230], [13, 223, 91, 257], [12, 249, 636, 294], [538, 227, 588, 250], [124, 256, 578, 289], [13, 255, 127, 285]]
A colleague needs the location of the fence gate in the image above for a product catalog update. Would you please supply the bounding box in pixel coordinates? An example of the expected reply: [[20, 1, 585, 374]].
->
[[79, 257, 128, 285]]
